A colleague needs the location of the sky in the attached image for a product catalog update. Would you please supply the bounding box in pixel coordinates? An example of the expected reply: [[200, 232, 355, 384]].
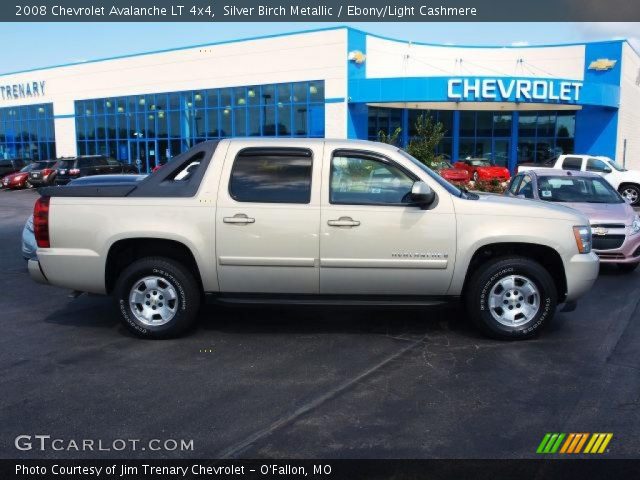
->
[[0, 22, 637, 74]]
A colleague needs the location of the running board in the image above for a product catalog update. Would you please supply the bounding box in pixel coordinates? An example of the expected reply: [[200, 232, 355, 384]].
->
[[209, 294, 456, 307]]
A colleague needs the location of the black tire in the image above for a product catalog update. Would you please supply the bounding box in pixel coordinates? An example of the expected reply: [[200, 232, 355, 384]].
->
[[619, 184, 640, 206], [617, 262, 639, 274], [465, 256, 557, 340], [114, 256, 201, 339]]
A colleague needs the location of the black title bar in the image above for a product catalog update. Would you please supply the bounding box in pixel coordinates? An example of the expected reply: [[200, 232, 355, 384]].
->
[[4, 459, 640, 480], [4, 0, 640, 22]]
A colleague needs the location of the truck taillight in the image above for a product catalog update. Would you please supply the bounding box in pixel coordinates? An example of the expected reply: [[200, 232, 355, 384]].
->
[[69, 168, 80, 175], [34, 196, 50, 248]]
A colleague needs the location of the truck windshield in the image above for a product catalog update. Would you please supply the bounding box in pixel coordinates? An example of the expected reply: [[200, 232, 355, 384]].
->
[[397, 149, 464, 198], [605, 158, 627, 172], [537, 176, 623, 204]]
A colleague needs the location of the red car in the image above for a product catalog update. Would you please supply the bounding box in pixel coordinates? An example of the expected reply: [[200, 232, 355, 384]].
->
[[454, 158, 510, 182], [435, 160, 471, 184], [1, 162, 52, 189]]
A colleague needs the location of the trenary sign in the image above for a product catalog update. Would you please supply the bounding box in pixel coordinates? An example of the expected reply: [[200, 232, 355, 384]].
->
[[0, 81, 46, 101], [447, 78, 583, 102]]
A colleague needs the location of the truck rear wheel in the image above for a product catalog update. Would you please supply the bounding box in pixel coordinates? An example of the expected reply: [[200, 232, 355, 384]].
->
[[465, 256, 557, 340], [114, 257, 201, 339]]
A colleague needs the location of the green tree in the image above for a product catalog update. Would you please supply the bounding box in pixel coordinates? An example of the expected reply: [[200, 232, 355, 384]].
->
[[377, 126, 402, 146], [406, 113, 445, 168]]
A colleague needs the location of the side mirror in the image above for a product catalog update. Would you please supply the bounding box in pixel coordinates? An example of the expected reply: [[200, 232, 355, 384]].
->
[[410, 181, 436, 208], [603, 167, 612, 173]]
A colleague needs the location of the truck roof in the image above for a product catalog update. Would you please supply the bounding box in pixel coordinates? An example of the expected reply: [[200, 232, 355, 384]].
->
[[524, 168, 603, 179]]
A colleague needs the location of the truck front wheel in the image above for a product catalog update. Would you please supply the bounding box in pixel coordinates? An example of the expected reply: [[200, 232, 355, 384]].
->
[[619, 184, 640, 206], [465, 256, 557, 339], [114, 257, 201, 339]]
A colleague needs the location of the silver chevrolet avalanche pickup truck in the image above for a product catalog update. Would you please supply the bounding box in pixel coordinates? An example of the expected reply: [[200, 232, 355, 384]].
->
[[29, 139, 599, 339]]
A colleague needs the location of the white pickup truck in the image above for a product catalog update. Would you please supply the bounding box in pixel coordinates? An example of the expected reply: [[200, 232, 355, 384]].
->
[[518, 154, 640, 206], [29, 139, 599, 340]]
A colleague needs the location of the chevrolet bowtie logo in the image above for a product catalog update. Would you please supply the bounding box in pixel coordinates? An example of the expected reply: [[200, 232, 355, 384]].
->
[[588, 59, 617, 71], [592, 227, 609, 236]]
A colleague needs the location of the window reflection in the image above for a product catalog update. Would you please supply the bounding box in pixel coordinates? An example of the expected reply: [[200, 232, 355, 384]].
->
[[74, 81, 325, 165]]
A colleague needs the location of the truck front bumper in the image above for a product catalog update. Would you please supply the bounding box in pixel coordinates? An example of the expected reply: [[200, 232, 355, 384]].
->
[[28, 259, 49, 285], [564, 252, 599, 302]]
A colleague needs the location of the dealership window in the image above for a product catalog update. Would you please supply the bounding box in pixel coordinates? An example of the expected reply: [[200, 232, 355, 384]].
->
[[517, 111, 575, 164], [457, 111, 513, 168], [0, 103, 55, 160], [75, 81, 325, 172], [368, 108, 453, 159]]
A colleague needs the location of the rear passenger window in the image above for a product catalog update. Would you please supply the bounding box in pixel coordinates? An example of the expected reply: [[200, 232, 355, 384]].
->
[[562, 157, 582, 171], [229, 148, 312, 203]]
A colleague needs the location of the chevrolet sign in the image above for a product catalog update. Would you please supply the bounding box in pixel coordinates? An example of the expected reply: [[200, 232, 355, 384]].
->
[[447, 78, 583, 102], [588, 59, 617, 71]]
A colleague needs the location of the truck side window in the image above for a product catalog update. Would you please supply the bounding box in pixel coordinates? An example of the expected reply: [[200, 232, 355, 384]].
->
[[166, 151, 205, 182], [330, 155, 414, 205], [229, 148, 312, 203], [586, 158, 609, 173], [518, 175, 534, 198], [562, 157, 582, 171], [508, 175, 522, 194]]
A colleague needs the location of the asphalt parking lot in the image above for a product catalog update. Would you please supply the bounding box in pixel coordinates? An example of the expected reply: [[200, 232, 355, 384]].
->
[[1, 188, 639, 460]]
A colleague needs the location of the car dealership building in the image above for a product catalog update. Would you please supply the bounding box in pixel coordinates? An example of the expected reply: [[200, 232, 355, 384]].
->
[[0, 26, 638, 172]]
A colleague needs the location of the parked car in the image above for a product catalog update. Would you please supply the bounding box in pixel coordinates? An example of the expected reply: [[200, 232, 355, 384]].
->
[[506, 169, 640, 273], [434, 160, 470, 184], [22, 215, 36, 260], [2, 161, 57, 189], [0, 158, 28, 179], [454, 158, 510, 182], [28, 160, 63, 187], [54, 156, 138, 185], [28, 139, 598, 340], [517, 154, 640, 206]]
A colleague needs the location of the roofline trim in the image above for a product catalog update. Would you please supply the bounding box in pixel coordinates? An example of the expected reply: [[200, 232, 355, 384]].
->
[[0, 25, 634, 78]]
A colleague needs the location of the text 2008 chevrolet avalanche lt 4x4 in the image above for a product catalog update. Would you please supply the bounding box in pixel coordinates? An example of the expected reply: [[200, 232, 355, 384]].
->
[[28, 139, 599, 340]]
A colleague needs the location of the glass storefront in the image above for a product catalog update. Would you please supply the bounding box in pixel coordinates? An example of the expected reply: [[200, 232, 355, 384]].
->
[[75, 80, 325, 172], [367, 106, 576, 171], [0, 103, 56, 160], [517, 111, 575, 165]]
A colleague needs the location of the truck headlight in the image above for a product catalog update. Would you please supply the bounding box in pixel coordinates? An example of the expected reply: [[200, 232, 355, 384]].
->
[[573, 226, 592, 254], [631, 215, 640, 235]]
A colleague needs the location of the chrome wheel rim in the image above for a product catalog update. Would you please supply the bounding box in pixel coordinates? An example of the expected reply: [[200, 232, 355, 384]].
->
[[473, 172, 479, 181], [488, 275, 540, 327], [622, 188, 638, 204], [129, 276, 178, 326]]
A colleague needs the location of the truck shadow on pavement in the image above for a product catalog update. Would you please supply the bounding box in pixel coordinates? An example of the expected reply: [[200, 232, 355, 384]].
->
[[41, 294, 499, 342]]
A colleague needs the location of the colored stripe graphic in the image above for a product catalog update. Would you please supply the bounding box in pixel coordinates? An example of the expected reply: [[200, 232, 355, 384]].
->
[[584, 433, 613, 454], [574, 433, 589, 453], [537, 433, 552, 453], [538, 433, 611, 454]]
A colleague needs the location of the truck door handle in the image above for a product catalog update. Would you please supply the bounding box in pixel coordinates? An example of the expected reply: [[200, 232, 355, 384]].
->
[[223, 213, 255, 225], [327, 217, 360, 227]]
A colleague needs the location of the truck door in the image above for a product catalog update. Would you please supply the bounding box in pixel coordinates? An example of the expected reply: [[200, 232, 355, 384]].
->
[[215, 143, 322, 293], [319, 149, 456, 296]]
